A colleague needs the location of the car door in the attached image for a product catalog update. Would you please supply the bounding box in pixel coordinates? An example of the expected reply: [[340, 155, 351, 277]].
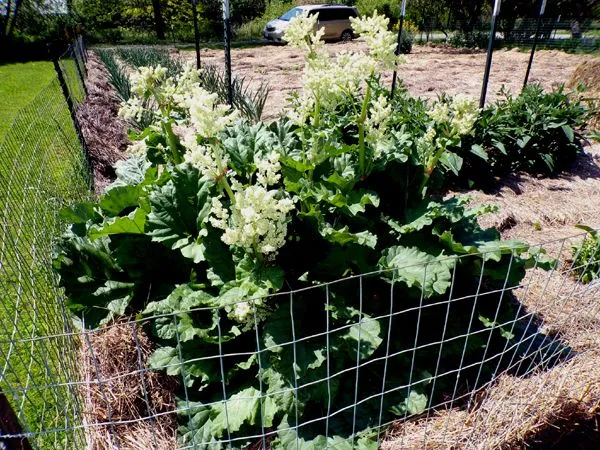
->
[[325, 8, 351, 40], [310, 8, 328, 40]]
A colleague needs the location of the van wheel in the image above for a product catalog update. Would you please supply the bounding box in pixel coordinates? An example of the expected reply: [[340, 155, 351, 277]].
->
[[340, 30, 353, 41]]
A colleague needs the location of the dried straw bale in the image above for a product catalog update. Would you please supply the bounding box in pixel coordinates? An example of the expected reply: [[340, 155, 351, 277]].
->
[[383, 348, 600, 449], [79, 321, 178, 450], [382, 267, 600, 449], [567, 60, 600, 131], [470, 143, 600, 250]]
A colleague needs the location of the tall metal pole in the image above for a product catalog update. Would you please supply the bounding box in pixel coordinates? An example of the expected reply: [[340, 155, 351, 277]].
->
[[222, 0, 233, 106], [523, 0, 547, 89], [479, 0, 502, 109], [391, 0, 408, 98], [191, 0, 201, 70]]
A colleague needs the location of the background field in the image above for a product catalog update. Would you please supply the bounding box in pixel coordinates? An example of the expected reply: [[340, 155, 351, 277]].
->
[[181, 41, 599, 121]]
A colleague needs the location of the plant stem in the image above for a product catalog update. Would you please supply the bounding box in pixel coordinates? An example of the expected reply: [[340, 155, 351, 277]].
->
[[419, 143, 447, 197], [252, 240, 264, 263], [308, 96, 321, 181], [162, 121, 183, 164], [213, 142, 236, 203], [357, 84, 372, 175]]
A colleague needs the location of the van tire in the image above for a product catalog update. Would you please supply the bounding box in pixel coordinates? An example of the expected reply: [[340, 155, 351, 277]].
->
[[340, 29, 353, 41]]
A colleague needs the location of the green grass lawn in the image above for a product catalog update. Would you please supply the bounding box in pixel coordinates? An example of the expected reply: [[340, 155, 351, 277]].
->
[[0, 61, 55, 140], [0, 61, 89, 448]]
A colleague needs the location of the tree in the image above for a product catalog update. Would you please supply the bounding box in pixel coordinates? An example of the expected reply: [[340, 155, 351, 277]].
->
[[151, 0, 165, 39], [1, 0, 25, 41], [444, 0, 490, 32], [407, 0, 450, 40], [499, 0, 598, 40]]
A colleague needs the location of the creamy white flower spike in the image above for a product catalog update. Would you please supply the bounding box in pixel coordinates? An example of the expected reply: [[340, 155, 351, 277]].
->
[[450, 95, 479, 135], [350, 11, 400, 70], [285, 9, 402, 131], [120, 63, 204, 128], [255, 152, 282, 187], [182, 132, 227, 180], [125, 139, 148, 157], [428, 102, 451, 124], [288, 93, 315, 126], [118, 97, 147, 123], [284, 11, 324, 54], [417, 127, 437, 159], [428, 96, 479, 136], [365, 94, 393, 158], [232, 301, 252, 322], [211, 181, 295, 258], [186, 86, 239, 138], [130, 65, 168, 98]]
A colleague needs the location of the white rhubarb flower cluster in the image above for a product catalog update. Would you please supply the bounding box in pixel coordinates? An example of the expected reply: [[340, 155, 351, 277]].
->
[[210, 152, 294, 258], [210, 183, 295, 257], [186, 86, 239, 139], [118, 97, 146, 123], [449, 95, 479, 135], [130, 65, 168, 97], [255, 151, 282, 186], [284, 11, 324, 54], [428, 95, 479, 136], [285, 10, 401, 129], [182, 133, 226, 181], [350, 12, 399, 70], [119, 62, 204, 124], [365, 94, 393, 158], [232, 301, 252, 322], [125, 138, 148, 157], [416, 127, 437, 160]]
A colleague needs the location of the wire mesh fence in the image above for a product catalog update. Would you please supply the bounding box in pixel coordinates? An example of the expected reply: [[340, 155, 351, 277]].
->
[[2, 224, 599, 448], [415, 17, 600, 53], [0, 37, 92, 450]]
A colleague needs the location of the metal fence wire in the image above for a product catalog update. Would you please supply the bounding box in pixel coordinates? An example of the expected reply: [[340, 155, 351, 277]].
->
[[0, 38, 91, 450], [1, 206, 600, 450]]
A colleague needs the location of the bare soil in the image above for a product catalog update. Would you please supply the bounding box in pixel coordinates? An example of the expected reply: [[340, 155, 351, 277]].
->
[[181, 42, 597, 121]]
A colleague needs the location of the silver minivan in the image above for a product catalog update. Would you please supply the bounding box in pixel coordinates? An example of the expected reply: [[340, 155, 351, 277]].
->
[[264, 4, 359, 43]]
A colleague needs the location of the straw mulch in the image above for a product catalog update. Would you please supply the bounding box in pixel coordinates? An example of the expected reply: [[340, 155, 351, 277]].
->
[[470, 143, 600, 255], [567, 60, 600, 132], [76, 52, 129, 193], [79, 321, 178, 450], [517, 268, 600, 352], [382, 347, 600, 449], [382, 245, 600, 449]]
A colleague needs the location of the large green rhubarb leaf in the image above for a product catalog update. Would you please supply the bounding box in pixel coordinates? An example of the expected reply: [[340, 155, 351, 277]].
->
[[146, 165, 213, 262], [379, 246, 453, 297]]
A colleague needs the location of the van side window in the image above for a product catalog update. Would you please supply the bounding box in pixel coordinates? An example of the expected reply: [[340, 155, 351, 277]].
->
[[310, 7, 357, 21], [315, 9, 332, 21], [330, 8, 352, 20]]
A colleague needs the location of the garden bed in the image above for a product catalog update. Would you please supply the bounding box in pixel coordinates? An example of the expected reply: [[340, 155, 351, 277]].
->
[[72, 25, 600, 448]]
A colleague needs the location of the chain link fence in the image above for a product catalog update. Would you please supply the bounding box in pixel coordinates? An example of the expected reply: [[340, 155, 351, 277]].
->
[[415, 17, 600, 53], [0, 37, 91, 450]]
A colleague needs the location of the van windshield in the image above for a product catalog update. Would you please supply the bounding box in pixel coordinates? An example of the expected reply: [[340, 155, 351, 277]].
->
[[279, 7, 303, 21]]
